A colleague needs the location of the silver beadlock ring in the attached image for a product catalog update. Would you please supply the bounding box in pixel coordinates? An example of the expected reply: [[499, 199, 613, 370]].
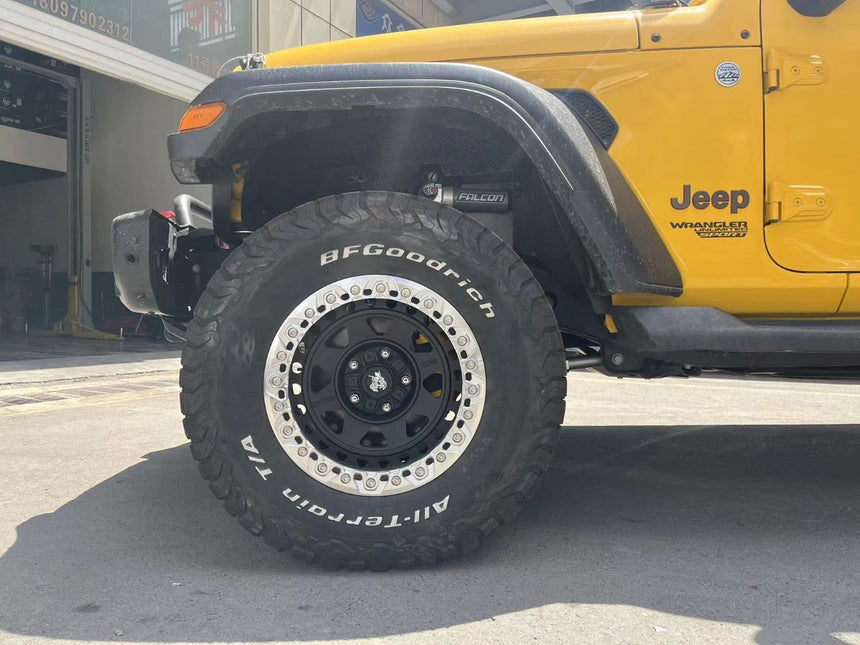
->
[[263, 274, 486, 497]]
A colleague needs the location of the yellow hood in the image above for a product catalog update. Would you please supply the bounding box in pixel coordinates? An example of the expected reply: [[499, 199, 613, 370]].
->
[[263, 12, 638, 69]]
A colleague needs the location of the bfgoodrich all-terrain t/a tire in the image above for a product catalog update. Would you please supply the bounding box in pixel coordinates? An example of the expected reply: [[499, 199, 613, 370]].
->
[[180, 192, 566, 570]]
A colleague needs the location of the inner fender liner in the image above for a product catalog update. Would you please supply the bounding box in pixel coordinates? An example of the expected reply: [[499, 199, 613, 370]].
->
[[168, 63, 682, 297]]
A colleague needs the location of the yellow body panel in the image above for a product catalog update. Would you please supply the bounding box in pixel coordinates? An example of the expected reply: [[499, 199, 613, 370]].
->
[[761, 0, 860, 277], [264, 12, 638, 67], [637, 0, 760, 50], [262, 0, 856, 317]]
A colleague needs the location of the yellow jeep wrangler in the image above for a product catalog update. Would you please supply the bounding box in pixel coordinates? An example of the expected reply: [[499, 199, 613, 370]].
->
[[112, 0, 859, 569]]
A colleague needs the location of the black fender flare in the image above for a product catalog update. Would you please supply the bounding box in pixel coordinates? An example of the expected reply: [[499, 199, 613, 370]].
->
[[168, 63, 681, 297]]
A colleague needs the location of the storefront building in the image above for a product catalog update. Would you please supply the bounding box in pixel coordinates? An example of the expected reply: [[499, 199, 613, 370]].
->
[[0, 0, 614, 335]]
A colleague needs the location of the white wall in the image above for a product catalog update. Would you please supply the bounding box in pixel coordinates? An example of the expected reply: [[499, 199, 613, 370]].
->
[[0, 126, 67, 173], [0, 177, 68, 273], [87, 71, 211, 272]]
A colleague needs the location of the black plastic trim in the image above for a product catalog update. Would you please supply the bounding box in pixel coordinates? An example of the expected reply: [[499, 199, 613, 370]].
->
[[614, 306, 860, 353], [550, 90, 618, 149], [786, 0, 847, 17], [167, 63, 681, 297]]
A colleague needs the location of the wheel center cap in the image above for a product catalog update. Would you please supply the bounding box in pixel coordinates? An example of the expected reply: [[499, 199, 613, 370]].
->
[[364, 367, 392, 398]]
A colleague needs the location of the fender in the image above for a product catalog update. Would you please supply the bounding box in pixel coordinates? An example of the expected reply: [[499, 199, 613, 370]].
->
[[168, 63, 682, 297]]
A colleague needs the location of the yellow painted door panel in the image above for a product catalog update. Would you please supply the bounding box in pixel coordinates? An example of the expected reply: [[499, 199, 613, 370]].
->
[[763, 0, 860, 272], [839, 274, 860, 315], [477, 47, 846, 315]]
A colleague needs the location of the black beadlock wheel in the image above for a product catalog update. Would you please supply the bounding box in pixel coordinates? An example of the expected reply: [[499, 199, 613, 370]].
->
[[180, 192, 566, 570]]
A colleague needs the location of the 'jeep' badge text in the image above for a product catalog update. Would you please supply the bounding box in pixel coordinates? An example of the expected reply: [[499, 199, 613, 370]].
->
[[671, 185, 750, 215]]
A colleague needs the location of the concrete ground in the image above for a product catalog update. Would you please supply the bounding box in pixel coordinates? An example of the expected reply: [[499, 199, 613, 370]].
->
[[0, 354, 858, 645]]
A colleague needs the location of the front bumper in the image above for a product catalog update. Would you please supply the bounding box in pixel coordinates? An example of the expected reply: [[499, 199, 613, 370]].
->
[[111, 195, 219, 319]]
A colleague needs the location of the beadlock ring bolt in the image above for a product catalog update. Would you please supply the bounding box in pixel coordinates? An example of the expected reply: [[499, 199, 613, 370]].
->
[[349, 393, 360, 404], [287, 328, 299, 338], [391, 476, 402, 485], [271, 376, 282, 386], [366, 479, 377, 490], [304, 308, 315, 318], [452, 432, 464, 444], [415, 467, 427, 479], [340, 474, 351, 484], [316, 463, 328, 475], [348, 360, 359, 371], [297, 447, 308, 457]]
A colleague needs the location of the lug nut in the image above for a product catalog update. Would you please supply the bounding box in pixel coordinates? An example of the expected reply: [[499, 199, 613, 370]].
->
[[380, 348, 391, 359], [348, 360, 359, 370], [381, 402, 393, 413], [401, 375, 411, 386], [349, 393, 360, 404]]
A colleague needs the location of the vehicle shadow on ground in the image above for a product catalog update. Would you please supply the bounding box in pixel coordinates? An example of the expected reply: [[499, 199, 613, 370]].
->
[[1, 424, 858, 644]]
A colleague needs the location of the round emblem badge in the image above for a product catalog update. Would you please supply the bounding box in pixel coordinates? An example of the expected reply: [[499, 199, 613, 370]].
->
[[715, 62, 742, 88]]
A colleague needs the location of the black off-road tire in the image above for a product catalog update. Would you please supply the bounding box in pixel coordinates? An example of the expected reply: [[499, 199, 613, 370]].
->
[[180, 192, 566, 570]]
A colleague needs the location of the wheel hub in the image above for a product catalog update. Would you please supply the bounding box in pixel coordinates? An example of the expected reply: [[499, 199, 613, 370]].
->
[[339, 342, 416, 420], [263, 275, 487, 497]]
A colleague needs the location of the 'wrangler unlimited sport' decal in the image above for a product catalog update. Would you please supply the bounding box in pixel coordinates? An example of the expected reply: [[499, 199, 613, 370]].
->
[[669, 220, 749, 238]]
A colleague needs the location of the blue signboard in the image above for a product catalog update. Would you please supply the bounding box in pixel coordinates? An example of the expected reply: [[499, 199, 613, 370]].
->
[[356, 0, 415, 37]]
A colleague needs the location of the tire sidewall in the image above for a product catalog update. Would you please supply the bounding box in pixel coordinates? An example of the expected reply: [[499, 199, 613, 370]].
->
[[197, 195, 556, 543]]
